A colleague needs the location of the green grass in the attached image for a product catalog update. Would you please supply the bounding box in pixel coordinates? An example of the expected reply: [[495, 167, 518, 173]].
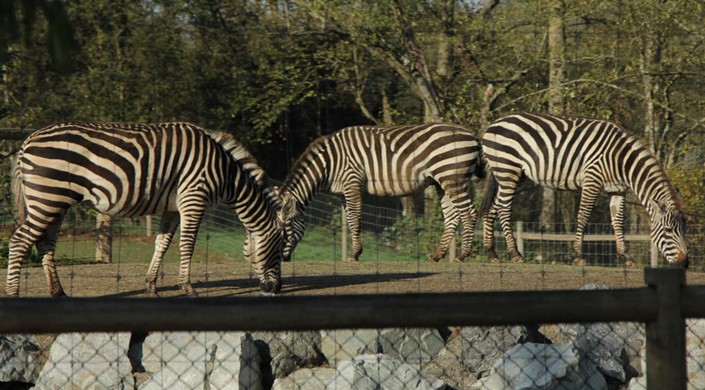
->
[[1, 223, 447, 267]]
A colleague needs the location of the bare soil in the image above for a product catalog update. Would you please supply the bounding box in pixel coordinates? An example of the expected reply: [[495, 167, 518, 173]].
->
[[5, 258, 703, 298]]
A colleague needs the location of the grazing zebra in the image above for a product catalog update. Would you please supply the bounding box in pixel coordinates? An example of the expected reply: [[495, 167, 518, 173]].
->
[[480, 112, 688, 267], [278, 123, 484, 262], [7, 122, 283, 297]]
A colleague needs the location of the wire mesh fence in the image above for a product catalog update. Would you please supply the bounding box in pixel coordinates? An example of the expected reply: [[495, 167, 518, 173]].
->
[[1, 192, 705, 389]]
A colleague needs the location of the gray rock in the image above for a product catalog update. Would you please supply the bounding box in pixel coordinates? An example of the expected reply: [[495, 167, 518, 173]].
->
[[33, 332, 133, 390], [271, 367, 336, 390], [0, 334, 43, 384], [472, 342, 607, 390], [378, 328, 445, 364], [335, 354, 446, 390], [320, 329, 380, 365], [458, 325, 540, 377], [557, 322, 643, 382], [138, 331, 261, 390], [556, 284, 645, 382], [252, 331, 325, 380]]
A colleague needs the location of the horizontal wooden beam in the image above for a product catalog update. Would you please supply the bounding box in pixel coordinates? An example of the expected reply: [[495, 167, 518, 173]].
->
[[0, 288, 659, 333], [518, 232, 650, 242]]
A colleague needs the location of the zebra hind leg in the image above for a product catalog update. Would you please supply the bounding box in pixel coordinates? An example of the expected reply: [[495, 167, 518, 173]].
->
[[145, 212, 180, 297], [5, 225, 37, 297], [429, 192, 462, 262], [37, 218, 66, 297], [482, 205, 501, 263]]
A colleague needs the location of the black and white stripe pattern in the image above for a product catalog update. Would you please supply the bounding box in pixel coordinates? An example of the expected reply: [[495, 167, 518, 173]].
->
[[8, 122, 283, 297], [480, 112, 688, 266], [279, 123, 484, 262]]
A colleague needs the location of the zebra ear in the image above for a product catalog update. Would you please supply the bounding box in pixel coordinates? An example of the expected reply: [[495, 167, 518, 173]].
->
[[280, 194, 298, 220]]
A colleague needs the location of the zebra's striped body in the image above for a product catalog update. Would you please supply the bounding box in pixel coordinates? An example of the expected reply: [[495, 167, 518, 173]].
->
[[279, 123, 484, 262], [480, 112, 688, 266], [8, 122, 283, 297]]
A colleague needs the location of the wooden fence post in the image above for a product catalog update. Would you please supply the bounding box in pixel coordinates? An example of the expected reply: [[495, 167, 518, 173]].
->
[[644, 267, 686, 390]]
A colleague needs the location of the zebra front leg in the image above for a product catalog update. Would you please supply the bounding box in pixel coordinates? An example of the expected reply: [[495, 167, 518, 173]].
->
[[572, 180, 601, 266], [145, 212, 179, 297], [609, 194, 636, 267]]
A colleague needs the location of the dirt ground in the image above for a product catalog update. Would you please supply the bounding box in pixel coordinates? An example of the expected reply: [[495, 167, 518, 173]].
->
[[4, 257, 703, 298]]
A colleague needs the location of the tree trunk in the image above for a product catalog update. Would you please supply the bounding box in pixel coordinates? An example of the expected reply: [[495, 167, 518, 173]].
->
[[95, 213, 113, 263], [540, 0, 565, 234]]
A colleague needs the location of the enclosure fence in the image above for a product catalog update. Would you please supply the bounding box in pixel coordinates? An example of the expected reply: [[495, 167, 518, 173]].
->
[[3, 181, 705, 389], [0, 267, 700, 389]]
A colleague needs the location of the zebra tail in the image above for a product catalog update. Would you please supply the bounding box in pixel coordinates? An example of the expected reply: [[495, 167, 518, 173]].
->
[[11, 155, 27, 226], [479, 172, 498, 217], [474, 147, 487, 180]]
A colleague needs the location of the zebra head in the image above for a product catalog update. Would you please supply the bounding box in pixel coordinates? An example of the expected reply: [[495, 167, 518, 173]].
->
[[244, 227, 284, 294], [278, 192, 305, 261], [649, 199, 688, 268]]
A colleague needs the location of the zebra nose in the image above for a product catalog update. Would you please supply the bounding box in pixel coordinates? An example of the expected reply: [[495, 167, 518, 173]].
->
[[677, 251, 689, 268]]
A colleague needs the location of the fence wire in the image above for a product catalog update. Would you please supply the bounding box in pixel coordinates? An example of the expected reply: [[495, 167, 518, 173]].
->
[[1, 195, 704, 389]]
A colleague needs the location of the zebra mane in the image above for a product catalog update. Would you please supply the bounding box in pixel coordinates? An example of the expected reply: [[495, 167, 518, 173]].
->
[[207, 131, 281, 207], [282, 134, 332, 187]]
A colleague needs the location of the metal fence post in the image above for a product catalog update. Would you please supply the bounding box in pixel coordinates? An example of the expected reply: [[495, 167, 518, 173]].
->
[[644, 267, 686, 390], [341, 208, 347, 262]]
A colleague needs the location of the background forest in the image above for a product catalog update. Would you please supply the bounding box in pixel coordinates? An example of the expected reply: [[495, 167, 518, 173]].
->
[[1, 0, 705, 227]]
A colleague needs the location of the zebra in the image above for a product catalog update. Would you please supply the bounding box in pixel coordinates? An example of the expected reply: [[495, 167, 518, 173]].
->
[[278, 123, 485, 262], [7, 121, 283, 297], [480, 112, 688, 267]]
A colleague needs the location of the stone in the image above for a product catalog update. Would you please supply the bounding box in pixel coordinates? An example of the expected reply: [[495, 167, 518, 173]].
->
[[0, 334, 43, 384], [335, 354, 446, 390], [378, 328, 445, 364], [472, 342, 607, 390], [271, 367, 336, 390], [138, 331, 261, 390], [33, 332, 133, 390], [320, 329, 380, 365]]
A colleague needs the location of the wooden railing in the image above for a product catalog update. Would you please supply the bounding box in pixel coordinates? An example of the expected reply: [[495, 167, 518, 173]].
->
[[0, 267, 696, 389]]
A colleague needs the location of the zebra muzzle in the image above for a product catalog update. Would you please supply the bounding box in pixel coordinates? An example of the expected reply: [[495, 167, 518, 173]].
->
[[260, 280, 282, 294]]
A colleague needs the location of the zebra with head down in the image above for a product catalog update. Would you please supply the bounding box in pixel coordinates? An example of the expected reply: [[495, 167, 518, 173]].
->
[[278, 123, 484, 263], [480, 112, 688, 267], [8, 121, 284, 297]]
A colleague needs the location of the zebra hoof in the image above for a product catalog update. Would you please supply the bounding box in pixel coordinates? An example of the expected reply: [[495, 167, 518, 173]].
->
[[345, 257, 359, 262], [427, 254, 442, 263], [511, 256, 525, 264], [488, 257, 500, 264], [179, 283, 198, 297], [624, 259, 637, 268], [450, 257, 464, 264], [260, 280, 281, 294], [51, 290, 67, 298], [572, 257, 587, 266]]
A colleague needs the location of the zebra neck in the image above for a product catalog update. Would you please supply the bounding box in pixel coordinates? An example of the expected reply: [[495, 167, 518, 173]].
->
[[285, 178, 324, 209], [628, 161, 679, 213]]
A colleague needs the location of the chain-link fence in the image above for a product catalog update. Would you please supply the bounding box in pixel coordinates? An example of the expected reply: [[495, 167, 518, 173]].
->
[[1, 187, 705, 389], [0, 269, 701, 389]]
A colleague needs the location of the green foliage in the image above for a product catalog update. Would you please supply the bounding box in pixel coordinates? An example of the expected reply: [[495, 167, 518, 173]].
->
[[1, 0, 704, 219]]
